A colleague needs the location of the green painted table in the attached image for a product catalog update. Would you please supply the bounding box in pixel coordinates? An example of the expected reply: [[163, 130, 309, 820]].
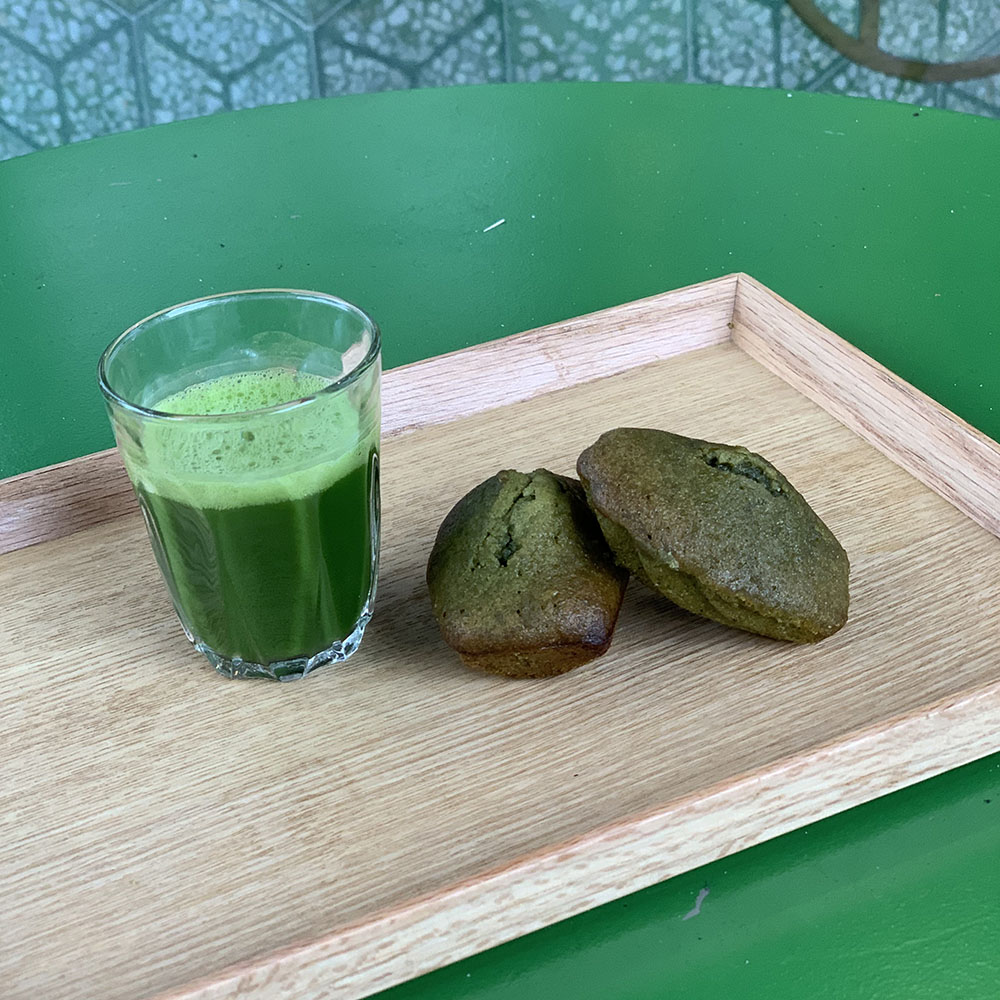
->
[[2, 83, 998, 998]]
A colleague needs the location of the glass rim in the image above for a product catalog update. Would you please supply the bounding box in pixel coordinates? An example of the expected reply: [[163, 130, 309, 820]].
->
[[97, 287, 381, 423]]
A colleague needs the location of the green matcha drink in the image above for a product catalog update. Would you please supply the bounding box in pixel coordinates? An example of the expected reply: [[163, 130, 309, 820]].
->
[[128, 368, 379, 673], [99, 289, 382, 680]]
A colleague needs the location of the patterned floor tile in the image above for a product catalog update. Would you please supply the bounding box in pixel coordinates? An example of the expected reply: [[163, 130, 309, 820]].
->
[[318, 37, 411, 93], [61, 27, 141, 142], [0, 0, 122, 60], [0, 33, 60, 148], [820, 59, 939, 104], [943, 0, 1000, 61], [1, 0, 999, 164], [779, 0, 851, 88], [265, 0, 324, 22], [143, 32, 226, 123], [804, 0, 857, 32], [949, 71, 1000, 110], [696, 0, 776, 87], [336, 0, 485, 64], [878, 0, 941, 62], [107, 0, 166, 11], [230, 38, 313, 108], [147, 0, 299, 75], [286, 0, 355, 22], [510, 0, 686, 83], [0, 121, 36, 158], [417, 12, 504, 86]]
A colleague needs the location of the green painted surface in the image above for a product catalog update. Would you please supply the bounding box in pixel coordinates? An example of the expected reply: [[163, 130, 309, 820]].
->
[[1, 83, 998, 997], [3, 84, 999, 478]]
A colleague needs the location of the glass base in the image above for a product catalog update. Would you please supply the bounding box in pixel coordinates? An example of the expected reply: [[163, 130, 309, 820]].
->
[[193, 611, 372, 681]]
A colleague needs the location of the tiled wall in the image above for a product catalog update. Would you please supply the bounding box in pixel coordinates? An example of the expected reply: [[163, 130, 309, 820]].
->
[[1, 0, 998, 161]]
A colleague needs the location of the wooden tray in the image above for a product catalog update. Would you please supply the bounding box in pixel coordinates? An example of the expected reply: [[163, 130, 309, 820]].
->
[[3, 273, 999, 1000]]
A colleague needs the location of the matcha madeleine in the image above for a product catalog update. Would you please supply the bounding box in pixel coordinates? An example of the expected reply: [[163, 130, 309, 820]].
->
[[426, 469, 629, 677], [577, 428, 849, 643]]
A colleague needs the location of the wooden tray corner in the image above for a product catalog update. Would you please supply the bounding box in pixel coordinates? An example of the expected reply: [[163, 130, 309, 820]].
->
[[3, 273, 1000, 1000]]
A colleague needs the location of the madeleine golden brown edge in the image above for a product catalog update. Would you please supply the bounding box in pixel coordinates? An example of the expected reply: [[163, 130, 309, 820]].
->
[[425, 469, 629, 678], [426, 431, 850, 677]]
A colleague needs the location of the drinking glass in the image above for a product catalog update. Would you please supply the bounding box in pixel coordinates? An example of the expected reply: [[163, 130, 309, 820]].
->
[[99, 289, 380, 680]]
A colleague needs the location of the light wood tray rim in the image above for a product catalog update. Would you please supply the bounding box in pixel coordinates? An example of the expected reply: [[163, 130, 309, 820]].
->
[[5, 272, 1000, 1000]]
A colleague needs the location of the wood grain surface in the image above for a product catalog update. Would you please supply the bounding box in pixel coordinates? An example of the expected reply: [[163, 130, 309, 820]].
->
[[733, 274, 1000, 537], [2, 276, 998, 1000]]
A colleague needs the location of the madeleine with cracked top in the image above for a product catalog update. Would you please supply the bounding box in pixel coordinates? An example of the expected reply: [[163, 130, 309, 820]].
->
[[427, 428, 850, 677]]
